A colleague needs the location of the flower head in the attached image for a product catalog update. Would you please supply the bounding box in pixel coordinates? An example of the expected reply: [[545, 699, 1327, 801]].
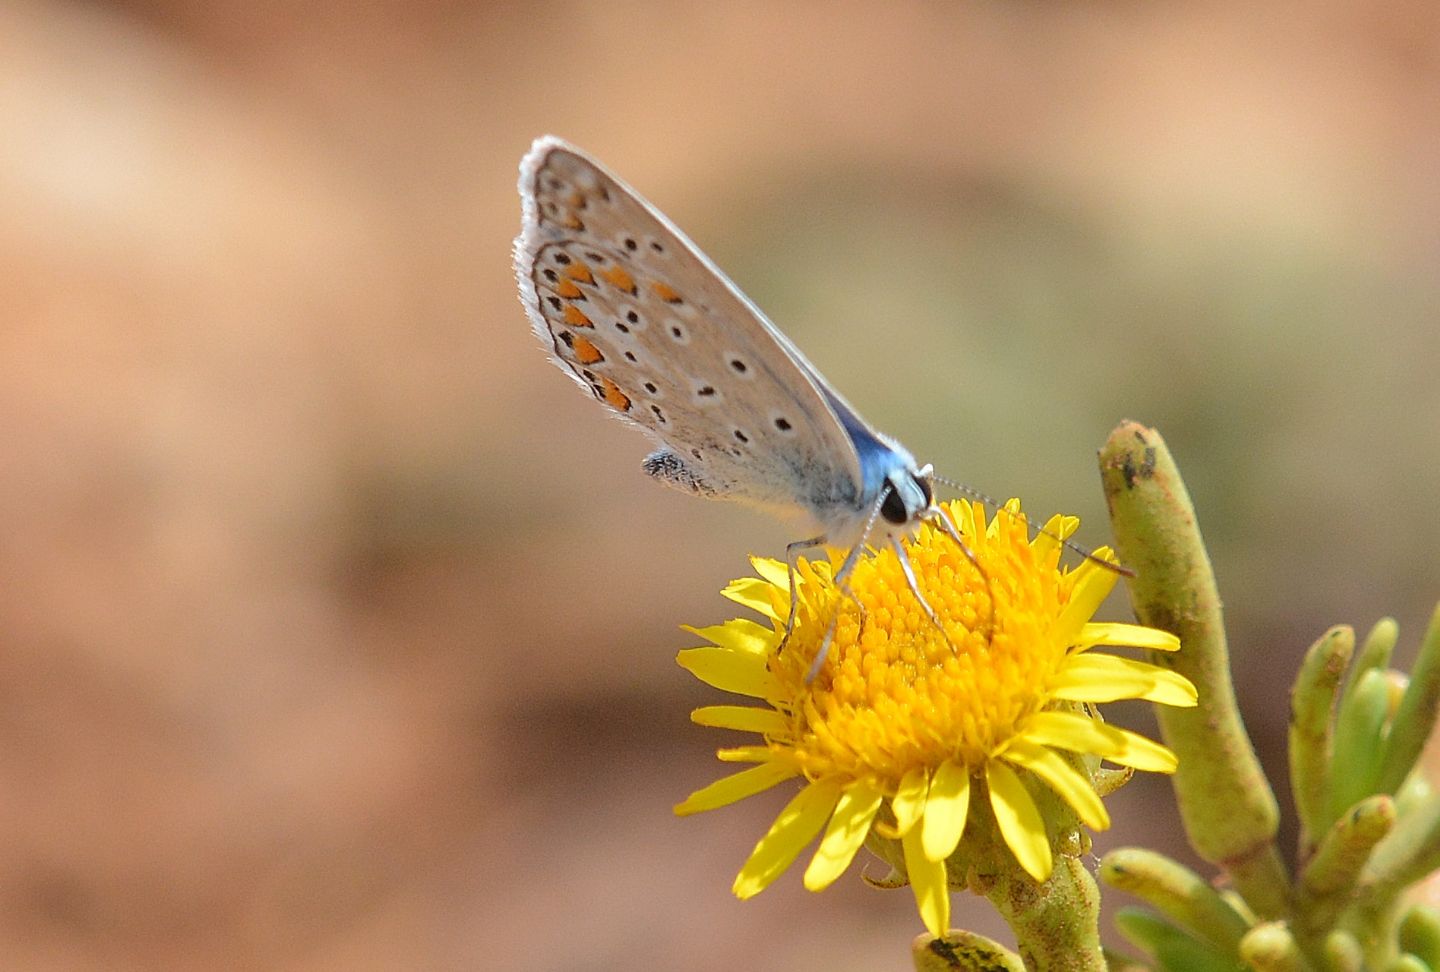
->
[[675, 500, 1197, 937]]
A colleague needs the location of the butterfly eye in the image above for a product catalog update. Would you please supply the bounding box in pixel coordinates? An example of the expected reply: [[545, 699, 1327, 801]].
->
[[916, 474, 933, 508], [880, 486, 908, 526]]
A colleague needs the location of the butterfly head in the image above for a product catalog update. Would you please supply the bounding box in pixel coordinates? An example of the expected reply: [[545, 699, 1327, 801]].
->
[[879, 462, 936, 533]]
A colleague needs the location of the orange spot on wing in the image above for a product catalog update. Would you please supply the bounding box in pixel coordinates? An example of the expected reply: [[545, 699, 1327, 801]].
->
[[562, 213, 585, 230], [563, 261, 595, 284], [572, 335, 604, 364], [600, 265, 637, 294], [601, 377, 631, 411], [563, 304, 593, 327], [555, 278, 584, 299], [651, 281, 683, 303]]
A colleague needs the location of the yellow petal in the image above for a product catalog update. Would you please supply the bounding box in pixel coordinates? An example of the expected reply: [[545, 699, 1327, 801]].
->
[[677, 646, 778, 699], [1076, 622, 1180, 653], [720, 577, 782, 620], [804, 782, 883, 891], [902, 824, 951, 938], [683, 618, 776, 655], [1051, 654, 1198, 707], [1023, 711, 1178, 773], [749, 556, 790, 588], [921, 760, 971, 862], [716, 745, 774, 763], [1037, 513, 1080, 549], [799, 555, 834, 584], [986, 761, 1052, 881], [1031, 515, 1063, 563], [1054, 563, 1118, 640], [891, 767, 929, 836], [691, 705, 790, 736], [1003, 739, 1109, 831], [950, 501, 978, 544], [733, 780, 842, 899], [987, 500, 1013, 539], [676, 761, 798, 816]]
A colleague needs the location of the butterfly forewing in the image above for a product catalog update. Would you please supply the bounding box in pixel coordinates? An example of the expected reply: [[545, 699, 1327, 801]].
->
[[514, 138, 864, 511]]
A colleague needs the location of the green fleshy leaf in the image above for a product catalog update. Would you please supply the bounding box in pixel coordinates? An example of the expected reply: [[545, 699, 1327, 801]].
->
[[1347, 618, 1398, 693], [1100, 849, 1249, 955], [1237, 921, 1306, 971], [1378, 603, 1440, 794], [1289, 625, 1353, 856], [1400, 906, 1440, 970], [1114, 907, 1244, 971], [912, 929, 1025, 972], [1328, 669, 1390, 822]]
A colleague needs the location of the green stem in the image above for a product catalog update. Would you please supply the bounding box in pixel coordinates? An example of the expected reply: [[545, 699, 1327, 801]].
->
[[985, 856, 1106, 972], [1098, 422, 1288, 919]]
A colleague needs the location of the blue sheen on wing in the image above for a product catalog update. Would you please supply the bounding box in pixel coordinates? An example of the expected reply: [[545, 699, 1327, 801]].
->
[[816, 386, 912, 507]]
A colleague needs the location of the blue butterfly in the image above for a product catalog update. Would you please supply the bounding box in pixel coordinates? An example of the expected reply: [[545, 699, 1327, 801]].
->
[[514, 137, 1106, 671]]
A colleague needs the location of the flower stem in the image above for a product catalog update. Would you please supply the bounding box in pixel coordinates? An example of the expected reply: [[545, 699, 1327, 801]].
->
[[985, 856, 1106, 972], [1098, 421, 1289, 918]]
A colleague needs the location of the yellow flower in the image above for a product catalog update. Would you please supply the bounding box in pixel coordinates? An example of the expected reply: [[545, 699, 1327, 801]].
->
[[675, 500, 1196, 938]]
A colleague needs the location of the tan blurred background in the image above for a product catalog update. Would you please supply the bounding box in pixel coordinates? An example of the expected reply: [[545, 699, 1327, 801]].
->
[[3, 0, 1439, 968]]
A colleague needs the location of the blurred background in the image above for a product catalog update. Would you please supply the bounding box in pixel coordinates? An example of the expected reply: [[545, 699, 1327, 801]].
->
[[3, 0, 1439, 968]]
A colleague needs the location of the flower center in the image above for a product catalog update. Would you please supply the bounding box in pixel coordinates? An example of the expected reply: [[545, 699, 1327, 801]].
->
[[772, 510, 1074, 793]]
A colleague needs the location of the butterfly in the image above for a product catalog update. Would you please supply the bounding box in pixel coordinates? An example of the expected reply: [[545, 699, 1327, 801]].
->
[[512, 137, 1099, 672]]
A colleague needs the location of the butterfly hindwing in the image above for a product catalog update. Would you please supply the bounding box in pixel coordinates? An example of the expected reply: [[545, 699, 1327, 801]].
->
[[514, 137, 867, 514]]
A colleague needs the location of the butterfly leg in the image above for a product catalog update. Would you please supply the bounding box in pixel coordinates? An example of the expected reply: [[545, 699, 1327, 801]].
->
[[926, 505, 979, 567], [778, 535, 828, 657], [804, 539, 872, 683]]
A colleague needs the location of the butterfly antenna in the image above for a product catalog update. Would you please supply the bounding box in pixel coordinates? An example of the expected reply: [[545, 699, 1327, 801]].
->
[[930, 475, 1135, 578]]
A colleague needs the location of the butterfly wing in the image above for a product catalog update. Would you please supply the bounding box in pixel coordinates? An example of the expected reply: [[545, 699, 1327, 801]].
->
[[514, 136, 865, 513]]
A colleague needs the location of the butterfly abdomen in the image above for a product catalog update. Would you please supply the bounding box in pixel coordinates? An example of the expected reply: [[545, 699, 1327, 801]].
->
[[642, 449, 722, 497]]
